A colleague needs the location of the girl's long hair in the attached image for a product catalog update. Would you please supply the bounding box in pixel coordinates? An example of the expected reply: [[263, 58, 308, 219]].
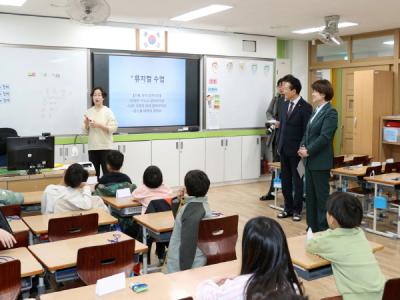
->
[[240, 217, 303, 299]]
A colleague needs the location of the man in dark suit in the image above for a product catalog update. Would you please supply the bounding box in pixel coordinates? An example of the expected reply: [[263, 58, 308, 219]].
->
[[298, 79, 338, 232], [277, 75, 312, 221]]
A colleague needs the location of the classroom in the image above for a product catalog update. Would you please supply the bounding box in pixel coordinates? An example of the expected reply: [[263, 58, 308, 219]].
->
[[0, 0, 399, 299]]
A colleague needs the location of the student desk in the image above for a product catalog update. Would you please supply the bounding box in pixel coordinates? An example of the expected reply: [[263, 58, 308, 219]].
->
[[29, 231, 148, 282], [8, 217, 29, 233], [288, 235, 384, 280], [0, 247, 44, 295], [331, 165, 370, 191], [364, 172, 400, 238], [39, 272, 188, 300], [166, 260, 240, 296], [133, 211, 175, 273], [101, 196, 142, 217], [22, 208, 118, 244], [21, 190, 42, 213]]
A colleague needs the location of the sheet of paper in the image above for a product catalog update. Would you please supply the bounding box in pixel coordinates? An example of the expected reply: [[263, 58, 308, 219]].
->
[[116, 188, 131, 199], [95, 272, 125, 296], [297, 159, 305, 178]]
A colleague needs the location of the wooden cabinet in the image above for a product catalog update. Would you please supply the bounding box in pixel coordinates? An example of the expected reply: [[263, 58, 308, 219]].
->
[[353, 70, 393, 160], [152, 139, 205, 187], [241, 136, 261, 180], [205, 137, 242, 183], [116, 141, 151, 185], [54, 144, 88, 164]]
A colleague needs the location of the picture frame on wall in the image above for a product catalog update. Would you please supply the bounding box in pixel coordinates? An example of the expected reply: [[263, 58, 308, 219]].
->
[[136, 29, 168, 52]]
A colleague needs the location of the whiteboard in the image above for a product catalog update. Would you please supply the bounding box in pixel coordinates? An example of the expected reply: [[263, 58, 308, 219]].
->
[[0, 46, 88, 136], [205, 56, 274, 129]]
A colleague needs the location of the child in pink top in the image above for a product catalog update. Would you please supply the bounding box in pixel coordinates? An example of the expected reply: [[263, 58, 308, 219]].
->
[[132, 165, 173, 214]]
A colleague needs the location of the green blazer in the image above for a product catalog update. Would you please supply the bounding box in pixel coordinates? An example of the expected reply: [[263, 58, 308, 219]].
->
[[301, 102, 338, 170]]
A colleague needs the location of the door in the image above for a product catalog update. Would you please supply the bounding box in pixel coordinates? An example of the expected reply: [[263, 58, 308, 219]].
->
[[205, 138, 225, 183], [151, 140, 180, 187], [241, 136, 261, 180], [224, 137, 242, 182], [179, 138, 205, 185], [341, 65, 390, 154]]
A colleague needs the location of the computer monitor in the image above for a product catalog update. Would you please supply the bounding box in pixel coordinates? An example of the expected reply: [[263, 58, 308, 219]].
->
[[6, 136, 54, 173]]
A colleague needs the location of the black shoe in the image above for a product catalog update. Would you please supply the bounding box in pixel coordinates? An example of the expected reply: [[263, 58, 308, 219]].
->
[[292, 213, 302, 222], [277, 211, 293, 218], [259, 194, 274, 201]]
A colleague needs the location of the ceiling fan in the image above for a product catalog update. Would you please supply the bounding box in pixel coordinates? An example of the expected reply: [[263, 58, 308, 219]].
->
[[318, 15, 343, 46], [67, 0, 110, 24]]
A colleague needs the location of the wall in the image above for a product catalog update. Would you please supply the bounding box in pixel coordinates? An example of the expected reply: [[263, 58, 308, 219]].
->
[[287, 40, 309, 98], [0, 14, 276, 58]]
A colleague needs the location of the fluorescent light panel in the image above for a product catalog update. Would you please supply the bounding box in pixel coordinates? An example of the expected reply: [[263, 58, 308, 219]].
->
[[292, 22, 358, 34], [0, 0, 26, 6], [383, 40, 394, 45], [171, 4, 232, 22]]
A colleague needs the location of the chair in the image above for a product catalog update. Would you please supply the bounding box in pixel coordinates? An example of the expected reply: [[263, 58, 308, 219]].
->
[[383, 277, 400, 300], [144, 198, 173, 264], [48, 213, 98, 242], [197, 215, 239, 266], [333, 155, 345, 168], [0, 205, 21, 217], [76, 239, 135, 285], [0, 231, 29, 251], [0, 259, 21, 300], [351, 155, 370, 166], [384, 162, 400, 173]]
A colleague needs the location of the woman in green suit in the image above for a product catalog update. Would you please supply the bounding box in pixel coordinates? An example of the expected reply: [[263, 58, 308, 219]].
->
[[298, 80, 338, 232]]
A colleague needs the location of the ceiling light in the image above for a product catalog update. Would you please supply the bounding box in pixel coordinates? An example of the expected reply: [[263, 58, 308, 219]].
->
[[292, 22, 358, 34], [0, 0, 26, 6], [383, 40, 394, 45], [171, 4, 232, 22]]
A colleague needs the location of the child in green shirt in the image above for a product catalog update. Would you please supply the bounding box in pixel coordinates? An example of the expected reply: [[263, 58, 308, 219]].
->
[[306, 192, 385, 300]]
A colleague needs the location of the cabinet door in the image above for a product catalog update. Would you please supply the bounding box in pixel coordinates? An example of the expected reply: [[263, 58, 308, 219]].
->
[[179, 139, 205, 185], [54, 145, 64, 164], [241, 136, 261, 180], [63, 144, 85, 164], [205, 138, 225, 183], [151, 140, 180, 187], [224, 137, 242, 182], [118, 141, 151, 185]]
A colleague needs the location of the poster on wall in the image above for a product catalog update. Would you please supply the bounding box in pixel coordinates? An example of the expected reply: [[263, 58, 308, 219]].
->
[[205, 56, 274, 130]]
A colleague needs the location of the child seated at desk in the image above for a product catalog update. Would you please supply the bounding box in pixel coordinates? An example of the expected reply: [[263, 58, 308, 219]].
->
[[95, 150, 135, 196], [132, 165, 174, 214], [42, 163, 108, 214], [306, 192, 385, 300], [166, 170, 214, 273], [196, 216, 303, 299]]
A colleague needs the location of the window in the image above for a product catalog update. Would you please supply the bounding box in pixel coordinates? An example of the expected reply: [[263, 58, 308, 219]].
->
[[352, 35, 394, 59], [316, 41, 348, 62]]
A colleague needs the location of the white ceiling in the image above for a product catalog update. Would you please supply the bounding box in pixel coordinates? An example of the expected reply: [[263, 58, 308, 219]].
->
[[1, 0, 400, 39]]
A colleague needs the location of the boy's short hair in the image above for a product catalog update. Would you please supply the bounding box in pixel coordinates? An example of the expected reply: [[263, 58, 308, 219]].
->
[[106, 150, 124, 171], [184, 170, 210, 197], [326, 192, 363, 228], [143, 165, 163, 189], [64, 163, 89, 188]]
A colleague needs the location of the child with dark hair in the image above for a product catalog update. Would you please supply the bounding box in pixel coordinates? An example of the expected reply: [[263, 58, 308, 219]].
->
[[132, 165, 173, 214], [167, 170, 212, 273], [98, 150, 132, 185], [42, 163, 108, 214], [306, 192, 385, 300], [196, 216, 303, 299]]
